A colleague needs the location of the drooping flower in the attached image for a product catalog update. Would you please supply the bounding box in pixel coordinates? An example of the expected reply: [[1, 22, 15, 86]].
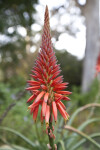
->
[[26, 6, 71, 126], [95, 52, 100, 76]]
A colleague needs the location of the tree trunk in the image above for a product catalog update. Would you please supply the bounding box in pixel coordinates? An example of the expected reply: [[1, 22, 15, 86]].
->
[[81, 0, 99, 93]]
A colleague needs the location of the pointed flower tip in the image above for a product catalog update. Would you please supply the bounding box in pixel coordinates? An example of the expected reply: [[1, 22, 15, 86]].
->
[[44, 5, 50, 28], [45, 5, 48, 11], [45, 5, 49, 16]]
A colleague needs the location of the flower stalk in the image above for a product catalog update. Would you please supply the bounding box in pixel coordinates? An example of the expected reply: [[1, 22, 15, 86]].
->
[[48, 116, 55, 150]]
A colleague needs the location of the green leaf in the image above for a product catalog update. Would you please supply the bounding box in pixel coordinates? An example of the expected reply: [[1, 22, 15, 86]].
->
[[0, 149, 13, 150], [67, 118, 100, 147], [68, 103, 100, 126], [0, 127, 40, 148], [12, 145, 30, 150], [78, 118, 100, 131], [0, 148, 14, 150], [57, 140, 66, 150], [64, 125, 100, 149], [71, 133, 100, 150]]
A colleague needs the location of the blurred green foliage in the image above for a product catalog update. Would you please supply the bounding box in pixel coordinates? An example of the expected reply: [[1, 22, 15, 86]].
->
[[0, 78, 100, 150], [71, 79, 99, 106], [55, 50, 82, 88]]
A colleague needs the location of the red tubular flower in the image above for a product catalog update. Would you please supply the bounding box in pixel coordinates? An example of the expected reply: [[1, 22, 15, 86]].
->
[[41, 109, 44, 124], [42, 100, 47, 116], [45, 105, 50, 126], [95, 52, 100, 76], [57, 103, 69, 120], [33, 105, 39, 121], [26, 6, 71, 126], [52, 101, 57, 123]]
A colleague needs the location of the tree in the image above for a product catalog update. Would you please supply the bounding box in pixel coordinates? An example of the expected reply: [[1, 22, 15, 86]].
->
[[76, 0, 99, 93], [0, 0, 38, 81]]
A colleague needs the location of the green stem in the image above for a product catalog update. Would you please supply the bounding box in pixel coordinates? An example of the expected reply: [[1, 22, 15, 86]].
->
[[48, 117, 55, 150]]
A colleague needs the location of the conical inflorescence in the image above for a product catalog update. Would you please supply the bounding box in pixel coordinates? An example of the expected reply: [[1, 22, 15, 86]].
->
[[26, 6, 71, 126]]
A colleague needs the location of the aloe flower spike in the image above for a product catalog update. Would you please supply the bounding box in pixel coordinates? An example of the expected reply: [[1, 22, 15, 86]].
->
[[26, 5, 71, 150]]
